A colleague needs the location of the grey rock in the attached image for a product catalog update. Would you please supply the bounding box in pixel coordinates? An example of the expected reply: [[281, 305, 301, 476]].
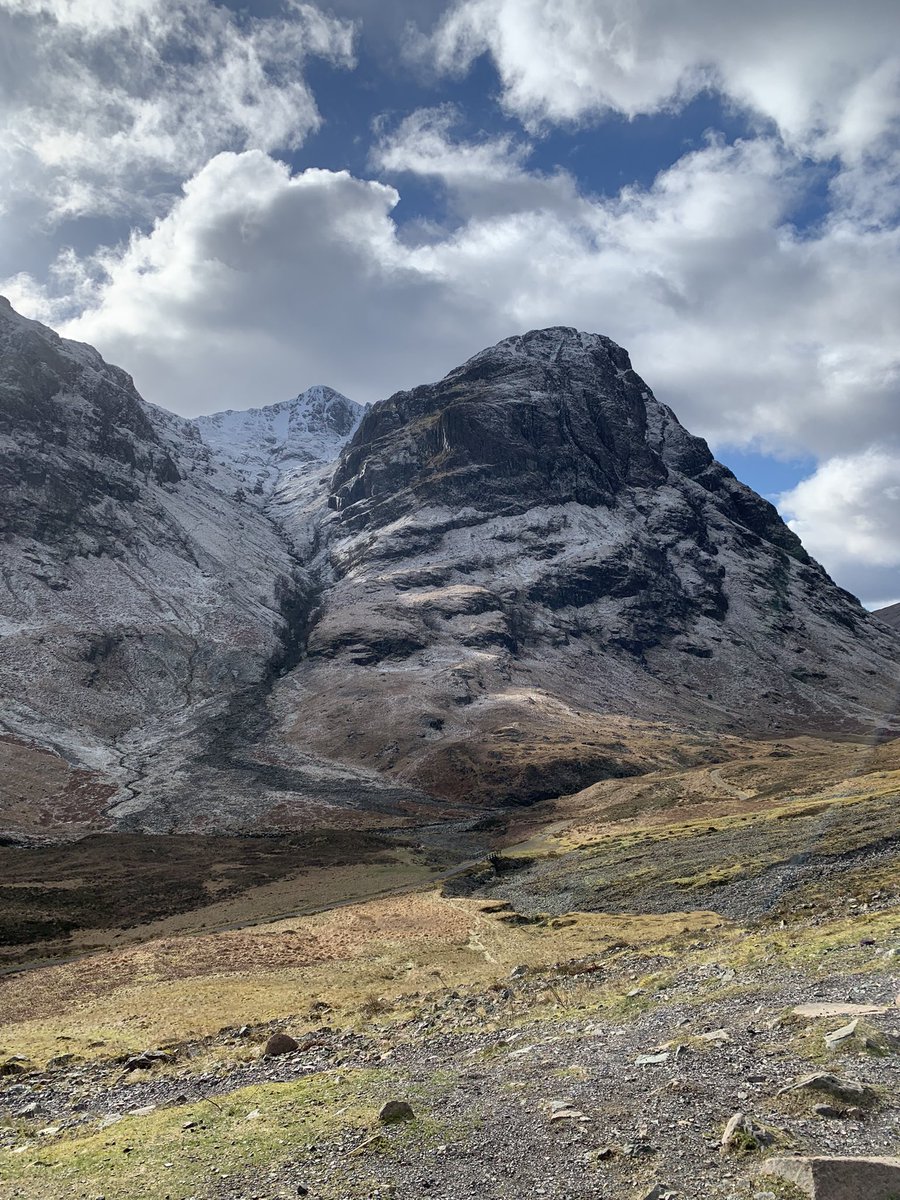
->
[[760, 1155, 900, 1199], [793, 1003, 889, 1018], [378, 1100, 415, 1123], [777, 1072, 877, 1106], [825, 1019, 859, 1051], [824, 1019, 899, 1054]]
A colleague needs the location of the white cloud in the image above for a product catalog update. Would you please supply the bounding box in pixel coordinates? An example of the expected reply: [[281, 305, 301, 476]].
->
[[780, 449, 900, 603], [9, 128, 891, 462], [780, 450, 900, 567], [46, 151, 478, 410], [372, 105, 582, 222], [4, 2, 900, 601], [427, 0, 900, 161], [0, 0, 355, 221], [379, 125, 900, 460]]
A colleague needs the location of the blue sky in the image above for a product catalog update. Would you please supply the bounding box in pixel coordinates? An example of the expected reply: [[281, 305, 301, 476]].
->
[[1, 0, 898, 606]]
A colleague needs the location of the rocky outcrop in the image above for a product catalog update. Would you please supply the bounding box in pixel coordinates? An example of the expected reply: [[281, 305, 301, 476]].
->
[[0, 296, 181, 550], [274, 329, 898, 804], [760, 1155, 900, 1200], [2, 311, 897, 832]]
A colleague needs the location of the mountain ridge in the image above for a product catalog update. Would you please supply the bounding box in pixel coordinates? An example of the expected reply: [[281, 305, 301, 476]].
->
[[193, 384, 363, 495], [1, 301, 897, 838], [874, 601, 900, 632]]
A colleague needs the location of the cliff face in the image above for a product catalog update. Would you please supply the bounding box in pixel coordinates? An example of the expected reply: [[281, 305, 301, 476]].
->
[[0, 296, 182, 549], [2, 309, 896, 836], [332, 329, 804, 562], [276, 328, 897, 804]]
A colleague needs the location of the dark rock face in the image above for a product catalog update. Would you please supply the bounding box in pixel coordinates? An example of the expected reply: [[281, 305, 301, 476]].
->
[[2, 309, 898, 831], [331, 328, 807, 566], [332, 331, 667, 521], [320, 328, 869, 675], [276, 328, 899, 804], [0, 297, 182, 549]]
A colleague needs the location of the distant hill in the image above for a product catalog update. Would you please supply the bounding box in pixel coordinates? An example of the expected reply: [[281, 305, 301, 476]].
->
[[874, 601, 900, 631]]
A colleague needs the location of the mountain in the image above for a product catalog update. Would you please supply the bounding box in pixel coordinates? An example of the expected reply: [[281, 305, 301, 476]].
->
[[1, 306, 896, 838], [0, 299, 416, 841], [274, 328, 899, 805], [193, 385, 362, 494], [874, 601, 900, 632]]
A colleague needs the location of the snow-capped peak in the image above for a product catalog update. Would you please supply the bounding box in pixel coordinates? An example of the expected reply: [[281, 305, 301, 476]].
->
[[193, 385, 363, 491]]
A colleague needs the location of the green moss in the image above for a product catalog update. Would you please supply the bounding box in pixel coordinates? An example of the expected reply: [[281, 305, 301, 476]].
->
[[756, 1179, 809, 1200], [0, 1069, 392, 1199]]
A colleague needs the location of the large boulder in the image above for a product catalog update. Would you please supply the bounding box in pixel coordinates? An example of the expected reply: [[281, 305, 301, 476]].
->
[[760, 1155, 900, 1200]]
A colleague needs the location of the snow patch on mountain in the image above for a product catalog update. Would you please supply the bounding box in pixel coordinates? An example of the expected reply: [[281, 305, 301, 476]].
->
[[193, 385, 363, 494]]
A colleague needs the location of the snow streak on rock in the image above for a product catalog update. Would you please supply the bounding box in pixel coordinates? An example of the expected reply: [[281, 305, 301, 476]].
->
[[1, 308, 897, 836]]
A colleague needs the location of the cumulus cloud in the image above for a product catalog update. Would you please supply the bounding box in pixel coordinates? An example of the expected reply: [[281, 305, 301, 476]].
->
[[427, 0, 900, 161], [11, 127, 892, 464], [3, 1, 899, 600], [372, 105, 582, 222], [0, 0, 355, 221], [50, 151, 480, 410], [780, 449, 900, 603]]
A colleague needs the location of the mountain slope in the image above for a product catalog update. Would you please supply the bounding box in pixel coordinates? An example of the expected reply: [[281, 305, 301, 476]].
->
[[874, 601, 900, 632], [0, 300, 415, 840], [267, 328, 899, 805], [1, 309, 896, 836], [193, 385, 362, 494]]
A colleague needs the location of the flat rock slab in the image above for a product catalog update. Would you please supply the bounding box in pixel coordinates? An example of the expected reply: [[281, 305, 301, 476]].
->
[[761, 1155, 900, 1199], [793, 1003, 891, 1018]]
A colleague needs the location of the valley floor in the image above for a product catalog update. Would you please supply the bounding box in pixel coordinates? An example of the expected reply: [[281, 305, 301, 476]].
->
[[1, 733, 899, 1199]]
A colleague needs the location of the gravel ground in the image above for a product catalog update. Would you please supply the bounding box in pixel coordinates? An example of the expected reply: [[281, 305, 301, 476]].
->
[[2, 948, 899, 1200]]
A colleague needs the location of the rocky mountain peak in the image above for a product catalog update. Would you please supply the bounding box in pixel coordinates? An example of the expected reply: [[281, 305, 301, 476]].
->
[[330, 327, 807, 567], [2, 302, 898, 836], [294, 327, 900, 806], [194, 384, 362, 492]]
